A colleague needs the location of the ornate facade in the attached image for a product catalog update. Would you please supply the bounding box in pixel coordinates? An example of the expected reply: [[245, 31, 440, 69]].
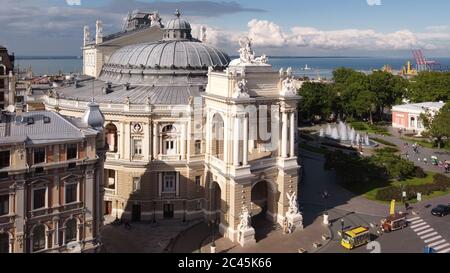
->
[[46, 11, 302, 245], [82, 11, 164, 78], [0, 106, 105, 253]]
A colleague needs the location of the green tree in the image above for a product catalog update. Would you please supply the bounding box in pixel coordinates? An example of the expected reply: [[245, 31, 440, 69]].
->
[[421, 103, 450, 149], [407, 72, 450, 102], [298, 82, 337, 121]]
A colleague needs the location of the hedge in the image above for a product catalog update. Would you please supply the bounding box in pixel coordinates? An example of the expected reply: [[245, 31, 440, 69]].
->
[[375, 173, 450, 201]]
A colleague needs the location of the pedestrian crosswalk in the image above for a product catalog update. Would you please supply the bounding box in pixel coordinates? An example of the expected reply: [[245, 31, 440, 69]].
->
[[407, 217, 450, 253]]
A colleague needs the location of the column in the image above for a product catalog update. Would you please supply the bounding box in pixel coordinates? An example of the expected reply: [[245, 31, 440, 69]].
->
[[153, 122, 159, 160], [223, 116, 229, 163], [233, 115, 240, 166], [148, 123, 152, 160], [281, 112, 288, 158], [176, 172, 180, 197], [290, 112, 295, 157], [181, 123, 186, 160], [53, 219, 59, 248], [158, 173, 162, 197], [205, 111, 211, 156], [243, 115, 249, 166]]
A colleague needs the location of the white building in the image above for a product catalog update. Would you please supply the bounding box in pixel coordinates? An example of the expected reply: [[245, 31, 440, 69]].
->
[[47, 10, 303, 246], [392, 101, 445, 133], [82, 11, 164, 78]]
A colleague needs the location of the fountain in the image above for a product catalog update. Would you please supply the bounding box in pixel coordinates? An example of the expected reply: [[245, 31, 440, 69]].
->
[[331, 127, 339, 140], [319, 128, 325, 138], [318, 122, 378, 147], [338, 122, 348, 141], [326, 124, 332, 136]]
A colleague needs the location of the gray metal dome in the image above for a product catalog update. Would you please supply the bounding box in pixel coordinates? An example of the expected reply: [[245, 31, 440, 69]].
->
[[165, 9, 191, 31], [106, 40, 230, 69]]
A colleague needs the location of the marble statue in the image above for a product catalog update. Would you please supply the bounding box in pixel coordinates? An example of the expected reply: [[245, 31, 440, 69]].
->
[[150, 13, 162, 27], [238, 205, 252, 231], [233, 79, 250, 99], [238, 37, 255, 64], [286, 192, 299, 215], [281, 71, 297, 97]]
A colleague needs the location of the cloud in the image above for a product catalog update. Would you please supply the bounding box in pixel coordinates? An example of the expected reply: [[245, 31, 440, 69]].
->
[[196, 19, 450, 55], [367, 0, 382, 6], [66, 0, 81, 6]]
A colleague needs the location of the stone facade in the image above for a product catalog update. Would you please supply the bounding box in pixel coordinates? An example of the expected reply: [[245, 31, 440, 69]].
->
[[0, 110, 104, 253]]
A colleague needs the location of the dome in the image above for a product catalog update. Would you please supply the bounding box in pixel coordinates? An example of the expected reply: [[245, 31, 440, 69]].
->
[[165, 9, 191, 31], [105, 40, 230, 70], [99, 9, 230, 85]]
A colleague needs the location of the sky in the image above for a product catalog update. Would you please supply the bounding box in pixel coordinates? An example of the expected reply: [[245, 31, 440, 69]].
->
[[1, 0, 450, 57]]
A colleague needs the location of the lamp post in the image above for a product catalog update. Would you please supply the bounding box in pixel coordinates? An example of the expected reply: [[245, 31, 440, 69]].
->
[[210, 220, 216, 253], [341, 218, 345, 234], [183, 200, 186, 223], [322, 190, 330, 225], [115, 200, 119, 221]]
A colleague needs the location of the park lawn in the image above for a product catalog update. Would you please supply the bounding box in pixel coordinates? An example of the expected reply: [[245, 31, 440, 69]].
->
[[363, 172, 436, 203], [349, 121, 391, 136]]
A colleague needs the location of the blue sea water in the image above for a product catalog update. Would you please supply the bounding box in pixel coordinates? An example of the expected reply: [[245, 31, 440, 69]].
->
[[15, 57, 450, 79]]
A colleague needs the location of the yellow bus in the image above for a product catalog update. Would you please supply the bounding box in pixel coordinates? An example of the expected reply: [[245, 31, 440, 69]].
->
[[341, 226, 370, 250]]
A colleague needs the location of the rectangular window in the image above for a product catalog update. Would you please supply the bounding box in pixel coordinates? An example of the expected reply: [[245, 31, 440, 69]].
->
[[163, 173, 176, 193], [195, 140, 201, 154], [34, 147, 46, 164], [0, 195, 8, 216], [65, 183, 78, 204], [67, 144, 78, 160], [133, 139, 143, 156], [132, 177, 141, 192], [33, 188, 46, 210], [0, 150, 10, 168], [195, 176, 201, 187]]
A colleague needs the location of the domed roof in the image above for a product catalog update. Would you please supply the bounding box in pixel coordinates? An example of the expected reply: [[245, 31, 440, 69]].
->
[[106, 40, 230, 69], [165, 9, 191, 31]]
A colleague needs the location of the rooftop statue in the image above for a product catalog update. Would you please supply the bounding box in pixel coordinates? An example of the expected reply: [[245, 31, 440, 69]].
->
[[230, 37, 268, 66], [281, 68, 297, 97], [232, 79, 250, 99], [150, 13, 162, 27]]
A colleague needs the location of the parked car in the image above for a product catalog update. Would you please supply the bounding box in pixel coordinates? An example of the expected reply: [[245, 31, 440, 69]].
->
[[431, 204, 450, 217]]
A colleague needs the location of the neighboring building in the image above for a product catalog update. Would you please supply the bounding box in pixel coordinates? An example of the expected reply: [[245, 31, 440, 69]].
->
[[0, 45, 15, 110], [0, 106, 105, 253], [45, 11, 302, 245], [392, 101, 445, 133], [82, 10, 164, 78]]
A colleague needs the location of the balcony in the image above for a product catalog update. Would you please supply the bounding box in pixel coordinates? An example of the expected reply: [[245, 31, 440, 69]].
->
[[104, 188, 115, 196], [106, 152, 120, 161], [158, 154, 182, 161]]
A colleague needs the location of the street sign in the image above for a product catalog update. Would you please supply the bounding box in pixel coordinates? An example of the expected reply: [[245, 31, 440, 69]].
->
[[402, 191, 407, 198], [417, 193, 422, 202], [424, 246, 436, 253]]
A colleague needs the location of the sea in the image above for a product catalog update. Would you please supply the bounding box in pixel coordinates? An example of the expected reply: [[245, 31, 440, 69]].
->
[[15, 56, 450, 80]]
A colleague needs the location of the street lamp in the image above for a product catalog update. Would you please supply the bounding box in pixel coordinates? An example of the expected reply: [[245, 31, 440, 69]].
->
[[321, 191, 330, 225], [210, 220, 216, 253], [115, 200, 119, 221], [341, 218, 345, 233], [183, 200, 186, 223]]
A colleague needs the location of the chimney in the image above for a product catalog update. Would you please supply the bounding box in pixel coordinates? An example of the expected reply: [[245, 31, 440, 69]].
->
[[96, 20, 103, 44]]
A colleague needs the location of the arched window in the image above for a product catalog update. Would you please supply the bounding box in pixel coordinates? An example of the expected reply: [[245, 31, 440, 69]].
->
[[105, 123, 118, 153], [162, 125, 178, 155], [0, 233, 9, 253], [65, 218, 77, 244], [32, 225, 46, 252]]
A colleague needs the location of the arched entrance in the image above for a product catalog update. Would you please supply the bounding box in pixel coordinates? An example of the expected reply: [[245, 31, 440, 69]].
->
[[211, 114, 224, 160], [250, 181, 274, 241], [0, 233, 9, 253], [210, 181, 222, 224], [251, 181, 269, 216]]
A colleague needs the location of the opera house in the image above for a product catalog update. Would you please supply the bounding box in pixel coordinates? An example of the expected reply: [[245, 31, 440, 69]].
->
[[44, 10, 302, 245]]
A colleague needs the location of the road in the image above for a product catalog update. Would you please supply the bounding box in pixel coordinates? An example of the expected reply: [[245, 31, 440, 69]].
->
[[300, 148, 450, 253]]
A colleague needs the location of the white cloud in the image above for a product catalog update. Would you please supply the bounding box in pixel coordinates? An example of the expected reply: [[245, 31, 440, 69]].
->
[[196, 19, 450, 55], [66, 0, 81, 6], [367, 0, 382, 6]]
